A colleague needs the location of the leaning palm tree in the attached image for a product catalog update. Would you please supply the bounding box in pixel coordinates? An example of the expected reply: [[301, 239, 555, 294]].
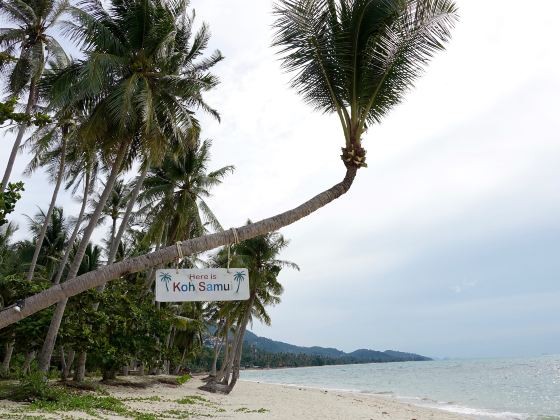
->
[[0, 0, 70, 189], [0, 0, 458, 331]]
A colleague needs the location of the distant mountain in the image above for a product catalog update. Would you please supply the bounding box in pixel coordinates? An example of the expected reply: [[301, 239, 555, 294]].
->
[[243, 330, 431, 363]]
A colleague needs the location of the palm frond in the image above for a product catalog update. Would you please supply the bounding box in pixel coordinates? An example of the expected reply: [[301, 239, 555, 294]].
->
[[273, 0, 458, 151]]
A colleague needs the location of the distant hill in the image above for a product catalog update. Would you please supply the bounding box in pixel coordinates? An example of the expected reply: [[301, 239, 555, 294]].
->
[[243, 330, 431, 363]]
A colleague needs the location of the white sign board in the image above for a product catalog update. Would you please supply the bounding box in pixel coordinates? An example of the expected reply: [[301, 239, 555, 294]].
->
[[155, 268, 249, 302]]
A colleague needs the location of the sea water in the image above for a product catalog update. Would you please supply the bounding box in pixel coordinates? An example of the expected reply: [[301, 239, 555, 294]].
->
[[240, 355, 560, 419]]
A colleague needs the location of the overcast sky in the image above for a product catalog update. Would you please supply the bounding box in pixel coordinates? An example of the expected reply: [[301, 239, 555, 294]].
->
[[2, 0, 560, 359]]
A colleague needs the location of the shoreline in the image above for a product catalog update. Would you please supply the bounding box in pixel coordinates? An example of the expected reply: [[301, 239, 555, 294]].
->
[[238, 379, 502, 419], [0, 377, 472, 419]]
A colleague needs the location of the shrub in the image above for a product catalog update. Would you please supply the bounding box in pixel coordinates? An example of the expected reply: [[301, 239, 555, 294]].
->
[[5, 371, 62, 402], [177, 374, 192, 385]]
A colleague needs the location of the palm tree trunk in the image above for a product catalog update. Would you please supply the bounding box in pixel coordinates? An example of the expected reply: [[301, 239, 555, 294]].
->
[[211, 336, 224, 377], [205, 301, 253, 394], [218, 336, 235, 384], [161, 326, 173, 375], [1, 340, 15, 375], [73, 351, 87, 382], [217, 295, 255, 386], [72, 166, 149, 373], [221, 334, 230, 377], [144, 229, 164, 293], [61, 347, 75, 381], [221, 303, 254, 393], [37, 142, 129, 373], [1, 82, 37, 190], [106, 164, 148, 266], [173, 346, 187, 375], [226, 334, 247, 393], [75, 351, 87, 380], [26, 137, 67, 281], [53, 170, 91, 285], [0, 165, 358, 328], [60, 346, 66, 376], [51, 174, 91, 374], [22, 350, 36, 375], [218, 331, 237, 384], [110, 217, 117, 252]]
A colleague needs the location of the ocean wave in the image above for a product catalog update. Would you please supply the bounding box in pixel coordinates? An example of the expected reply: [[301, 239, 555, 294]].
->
[[419, 401, 529, 420]]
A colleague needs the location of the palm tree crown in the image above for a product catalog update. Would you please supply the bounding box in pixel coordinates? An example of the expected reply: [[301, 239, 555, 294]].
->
[[140, 138, 234, 244], [0, 0, 69, 96], [49, 0, 223, 164], [273, 0, 458, 167]]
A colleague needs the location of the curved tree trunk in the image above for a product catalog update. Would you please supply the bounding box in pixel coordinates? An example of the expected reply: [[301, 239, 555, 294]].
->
[[37, 142, 128, 373], [0, 165, 358, 328], [1, 82, 37, 190], [53, 170, 91, 285], [26, 137, 67, 281]]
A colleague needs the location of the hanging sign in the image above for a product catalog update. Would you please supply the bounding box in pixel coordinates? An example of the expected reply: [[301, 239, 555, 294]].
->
[[155, 268, 249, 302]]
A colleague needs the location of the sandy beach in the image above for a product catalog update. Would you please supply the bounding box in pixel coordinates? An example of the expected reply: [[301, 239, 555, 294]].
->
[[0, 377, 469, 419]]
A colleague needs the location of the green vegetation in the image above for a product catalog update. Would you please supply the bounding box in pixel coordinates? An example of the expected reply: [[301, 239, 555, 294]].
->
[[0, 182, 24, 227], [0, 371, 61, 402], [0, 98, 51, 126], [235, 407, 269, 414], [176, 395, 209, 405], [30, 393, 125, 415], [0, 375, 163, 419], [177, 374, 192, 385]]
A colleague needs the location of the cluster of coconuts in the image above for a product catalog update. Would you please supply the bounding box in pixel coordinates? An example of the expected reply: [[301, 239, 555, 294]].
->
[[341, 146, 367, 168]]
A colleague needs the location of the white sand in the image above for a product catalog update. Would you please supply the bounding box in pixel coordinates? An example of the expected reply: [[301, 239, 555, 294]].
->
[[1, 377, 470, 419]]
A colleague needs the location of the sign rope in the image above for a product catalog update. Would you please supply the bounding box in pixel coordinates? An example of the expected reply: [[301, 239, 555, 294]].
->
[[175, 241, 184, 273], [227, 227, 240, 273]]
